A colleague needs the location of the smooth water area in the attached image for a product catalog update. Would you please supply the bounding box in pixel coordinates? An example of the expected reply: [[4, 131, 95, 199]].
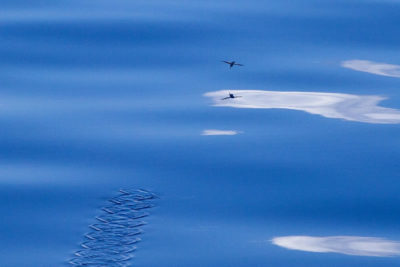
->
[[1, 0, 400, 266]]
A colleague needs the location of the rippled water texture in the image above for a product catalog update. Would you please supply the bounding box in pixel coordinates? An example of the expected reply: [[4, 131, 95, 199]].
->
[[1, 0, 400, 266], [69, 189, 156, 266]]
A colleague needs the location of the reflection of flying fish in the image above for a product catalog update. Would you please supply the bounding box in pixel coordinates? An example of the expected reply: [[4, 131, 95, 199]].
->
[[221, 60, 244, 68], [221, 93, 242, 100]]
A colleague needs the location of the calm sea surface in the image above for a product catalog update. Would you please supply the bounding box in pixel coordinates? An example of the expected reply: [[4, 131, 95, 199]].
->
[[1, 0, 400, 266]]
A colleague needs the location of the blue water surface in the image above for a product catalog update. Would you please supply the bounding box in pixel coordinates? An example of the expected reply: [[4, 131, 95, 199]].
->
[[1, 0, 400, 266]]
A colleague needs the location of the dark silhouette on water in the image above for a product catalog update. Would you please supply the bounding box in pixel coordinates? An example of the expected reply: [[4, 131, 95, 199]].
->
[[221, 60, 244, 68], [221, 93, 242, 100]]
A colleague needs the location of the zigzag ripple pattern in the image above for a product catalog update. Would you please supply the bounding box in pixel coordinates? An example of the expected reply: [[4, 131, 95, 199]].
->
[[69, 189, 156, 266]]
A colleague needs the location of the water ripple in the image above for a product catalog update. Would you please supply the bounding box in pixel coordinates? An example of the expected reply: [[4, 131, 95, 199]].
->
[[69, 189, 157, 266]]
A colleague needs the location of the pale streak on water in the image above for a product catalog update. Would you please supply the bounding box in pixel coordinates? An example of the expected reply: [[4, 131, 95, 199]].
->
[[1, 0, 400, 266]]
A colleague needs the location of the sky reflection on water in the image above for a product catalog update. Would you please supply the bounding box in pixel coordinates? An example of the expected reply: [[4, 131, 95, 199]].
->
[[1, 0, 400, 266], [205, 90, 400, 124], [272, 236, 400, 257], [342, 60, 400, 78]]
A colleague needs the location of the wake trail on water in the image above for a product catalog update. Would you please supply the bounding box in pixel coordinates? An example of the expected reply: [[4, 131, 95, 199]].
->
[[68, 189, 157, 266]]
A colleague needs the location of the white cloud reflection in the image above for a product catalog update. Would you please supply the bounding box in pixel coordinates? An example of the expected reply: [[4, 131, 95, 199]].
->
[[204, 90, 400, 124], [272, 236, 400, 257], [341, 60, 400, 78], [201, 129, 239, 136]]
